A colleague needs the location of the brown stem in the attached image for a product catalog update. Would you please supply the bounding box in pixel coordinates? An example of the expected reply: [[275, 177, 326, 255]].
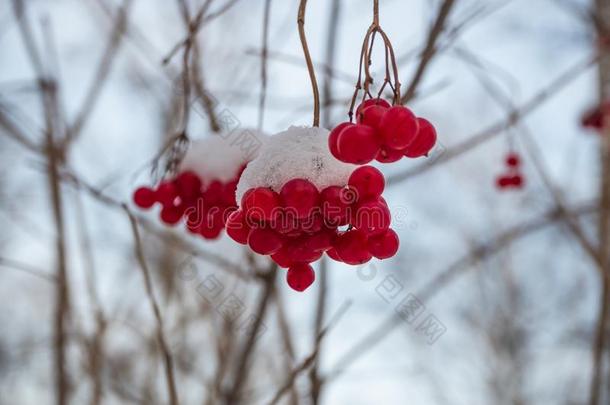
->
[[298, 0, 320, 127]]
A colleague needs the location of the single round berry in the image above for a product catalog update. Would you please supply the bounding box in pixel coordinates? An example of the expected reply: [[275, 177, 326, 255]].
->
[[156, 181, 179, 207], [176, 171, 202, 199], [376, 146, 405, 163], [329, 122, 353, 160], [280, 179, 320, 219], [160, 206, 183, 225], [248, 228, 283, 255], [271, 248, 294, 268], [378, 106, 419, 150], [348, 166, 385, 200], [336, 124, 380, 164], [242, 187, 280, 222], [225, 209, 250, 244], [506, 153, 520, 167], [367, 229, 399, 259], [404, 118, 437, 158], [326, 247, 343, 263], [358, 105, 387, 128], [334, 229, 372, 265], [133, 187, 157, 209], [286, 263, 315, 292], [356, 98, 391, 117], [353, 199, 391, 235], [320, 186, 351, 226]]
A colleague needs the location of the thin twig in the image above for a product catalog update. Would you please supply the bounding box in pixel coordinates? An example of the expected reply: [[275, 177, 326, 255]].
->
[[297, 0, 320, 127]]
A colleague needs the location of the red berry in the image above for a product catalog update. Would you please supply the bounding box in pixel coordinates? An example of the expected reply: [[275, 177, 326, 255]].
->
[[280, 179, 320, 219], [367, 229, 399, 259], [326, 248, 343, 263], [376, 146, 405, 163], [336, 124, 380, 164], [225, 210, 250, 244], [334, 229, 372, 265], [287, 236, 324, 262], [348, 166, 385, 200], [271, 247, 294, 268], [133, 187, 156, 209], [300, 212, 324, 234], [273, 207, 301, 235], [404, 118, 436, 158], [203, 180, 224, 205], [176, 171, 202, 198], [286, 263, 315, 292], [307, 229, 335, 252], [248, 228, 283, 255], [160, 206, 183, 225], [156, 181, 179, 207], [356, 98, 391, 117], [495, 175, 511, 189], [320, 186, 351, 226], [378, 106, 419, 150], [222, 180, 239, 206], [358, 105, 386, 128], [510, 174, 524, 188], [353, 199, 391, 235], [506, 153, 520, 167], [242, 187, 280, 222], [329, 122, 353, 160], [199, 222, 223, 239]]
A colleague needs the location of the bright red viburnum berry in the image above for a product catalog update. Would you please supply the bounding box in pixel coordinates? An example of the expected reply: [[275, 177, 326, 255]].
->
[[348, 166, 385, 200], [496, 176, 511, 189], [271, 248, 294, 268], [404, 117, 436, 158], [506, 153, 520, 167], [329, 122, 353, 160], [287, 263, 316, 292], [356, 98, 391, 117], [133, 187, 157, 209], [358, 105, 387, 129], [376, 145, 405, 163], [199, 222, 223, 239], [247, 228, 283, 255], [326, 247, 343, 262], [225, 209, 250, 244], [334, 229, 372, 265], [176, 171, 202, 199], [378, 106, 419, 150], [511, 174, 524, 188], [320, 185, 351, 226], [353, 199, 391, 236], [287, 236, 324, 262], [280, 179, 320, 219], [242, 187, 280, 222], [160, 206, 183, 225], [336, 124, 380, 164], [156, 181, 179, 207], [367, 229, 399, 259]]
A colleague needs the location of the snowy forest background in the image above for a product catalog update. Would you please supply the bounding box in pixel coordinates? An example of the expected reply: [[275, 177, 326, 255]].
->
[[1, 0, 609, 404]]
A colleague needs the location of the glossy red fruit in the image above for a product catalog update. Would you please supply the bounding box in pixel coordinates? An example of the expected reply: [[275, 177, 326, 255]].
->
[[336, 124, 380, 164], [506, 153, 520, 167], [287, 263, 315, 292], [199, 222, 223, 239], [176, 171, 202, 198], [248, 228, 283, 255], [271, 248, 294, 268], [326, 248, 343, 262], [156, 181, 179, 207], [356, 98, 391, 117], [133, 187, 157, 209], [334, 229, 372, 265], [225, 210, 250, 244], [329, 122, 353, 160], [404, 118, 437, 158], [242, 187, 280, 222], [288, 236, 324, 262], [280, 179, 320, 219], [273, 207, 301, 235], [353, 199, 391, 235], [348, 166, 385, 200], [307, 229, 335, 252], [203, 181, 224, 205], [376, 146, 405, 163], [160, 206, 183, 225], [378, 106, 419, 150], [511, 174, 524, 188], [358, 105, 387, 128], [368, 229, 399, 259], [320, 186, 351, 226], [222, 180, 239, 206], [300, 212, 324, 234]]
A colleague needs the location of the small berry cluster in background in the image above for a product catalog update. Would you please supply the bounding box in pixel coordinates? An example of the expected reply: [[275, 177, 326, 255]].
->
[[329, 98, 437, 165], [226, 165, 399, 292], [495, 153, 524, 190], [133, 168, 244, 239], [581, 101, 610, 132]]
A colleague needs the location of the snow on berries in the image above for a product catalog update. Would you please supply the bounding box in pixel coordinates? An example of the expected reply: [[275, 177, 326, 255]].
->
[[229, 126, 400, 292], [330, 99, 437, 165], [495, 152, 525, 191], [132, 131, 264, 239]]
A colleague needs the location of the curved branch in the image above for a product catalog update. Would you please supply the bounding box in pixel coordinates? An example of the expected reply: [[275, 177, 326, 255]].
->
[[298, 0, 320, 127]]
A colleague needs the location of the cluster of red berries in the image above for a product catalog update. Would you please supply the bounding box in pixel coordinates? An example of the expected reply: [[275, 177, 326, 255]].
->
[[226, 166, 399, 292], [495, 153, 524, 190], [582, 102, 610, 132], [329, 99, 437, 165], [132, 168, 244, 239]]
